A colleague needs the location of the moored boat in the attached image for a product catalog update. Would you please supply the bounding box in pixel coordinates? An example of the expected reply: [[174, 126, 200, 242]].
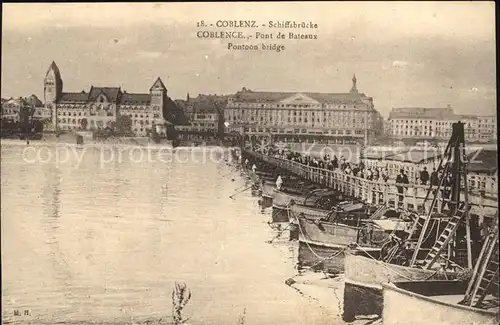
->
[[297, 206, 413, 273], [381, 280, 499, 325], [342, 250, 459, 322], [271, 186, 340, 223], [259, 180, 276, 208], [272, 190, 308, 223], [290, 199, 365, 223]]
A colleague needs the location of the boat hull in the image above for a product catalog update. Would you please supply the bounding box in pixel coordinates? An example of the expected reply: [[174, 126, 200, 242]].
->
[[343, 252, 458, 322], [382, 281, 499, 325], [289, 204, 330, 222], [271, 207, 289, 223], [297, 217, 365, 247], [260, 182, 275, 207], [297, 240, 351, 274], [271, 191, 306, 223], [297, 219, 381, 274]]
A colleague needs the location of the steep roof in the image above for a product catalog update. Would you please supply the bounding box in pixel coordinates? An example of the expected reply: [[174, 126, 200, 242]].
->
[[26, 94, 44, 107], [231, 89, 369, 104], [46, 61, 62, 79], [362, 149, 400, 160], [88, 86, 122, 103], [467, 149, 498, 174], [386, 149, 444, 164], [60, 92, 89, 103], [150, 77, 166, 91], [120, 93, 150, 105], [2, 97, 29, 107], [389, 107, 457, 120], [188, 95, 226, 114]]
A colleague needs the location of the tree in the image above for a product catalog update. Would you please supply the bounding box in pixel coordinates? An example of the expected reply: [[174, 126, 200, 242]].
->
[[33, 120, 44, 133], [116, 115, 133, 135], [107, 120, 116, 130], [80, 118, 88, 130], [18, 106, 35, 135]]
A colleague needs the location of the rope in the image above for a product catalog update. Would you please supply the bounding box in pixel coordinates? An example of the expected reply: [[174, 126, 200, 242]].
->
[[267, 223, 291, 243], [296, 215, 347, 260], [352, 243, 445, 281], [301, 246, 349, 272]]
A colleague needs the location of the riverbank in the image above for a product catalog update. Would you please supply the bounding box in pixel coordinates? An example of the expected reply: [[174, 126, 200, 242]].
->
[[1, 136, 174, 149], [288, 271, 381, 325]]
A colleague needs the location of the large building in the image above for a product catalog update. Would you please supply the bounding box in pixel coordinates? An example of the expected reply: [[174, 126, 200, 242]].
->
[[1, 97, 28, 122], [224, 75, 383, 144], [1, 95, 48, 122], [175, 93, 227, 138], [387, 106, 497, 143], [43, 61, 178, 136]]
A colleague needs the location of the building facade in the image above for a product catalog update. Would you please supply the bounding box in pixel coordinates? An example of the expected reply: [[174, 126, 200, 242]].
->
[[387, 106, 497, 143], [1, 97, 27, 122], [43, 61, 171, 136], [224, 75, 383, 144], [1, 95, 49, 122], [175, 93, 227, 139]]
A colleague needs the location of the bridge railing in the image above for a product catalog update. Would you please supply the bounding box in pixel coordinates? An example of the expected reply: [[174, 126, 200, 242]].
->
[[247, 150, 498, 217]]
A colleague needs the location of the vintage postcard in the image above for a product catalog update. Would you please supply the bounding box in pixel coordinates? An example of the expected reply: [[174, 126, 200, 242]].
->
[[1, 2, 498, 325]]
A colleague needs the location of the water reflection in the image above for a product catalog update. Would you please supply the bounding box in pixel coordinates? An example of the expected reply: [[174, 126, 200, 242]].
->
[[2, 144, 338, 325]]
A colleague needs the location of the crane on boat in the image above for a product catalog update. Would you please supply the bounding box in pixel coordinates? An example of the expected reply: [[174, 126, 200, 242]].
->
[[405, 121, 473, 270]]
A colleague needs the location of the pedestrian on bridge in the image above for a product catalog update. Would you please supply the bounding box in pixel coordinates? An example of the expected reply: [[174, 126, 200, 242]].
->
[[396, 169, 409, 205]]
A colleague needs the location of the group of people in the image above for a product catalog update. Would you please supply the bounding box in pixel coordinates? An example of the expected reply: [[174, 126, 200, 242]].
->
[[249, 146, 461, 210], [254, 146, 456, 188], [281, 151, 392, 183], [418, 167, 443, 186]]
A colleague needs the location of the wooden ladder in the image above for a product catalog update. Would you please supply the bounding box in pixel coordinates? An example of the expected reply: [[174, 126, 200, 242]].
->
[[407, 214, 427, 240], [461, 223, 499, 307], [421, 204, 466, 269]]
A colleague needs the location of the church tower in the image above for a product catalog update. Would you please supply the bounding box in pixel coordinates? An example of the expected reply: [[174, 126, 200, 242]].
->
[[44, 61, 63, 130], [350, 73, 358, 93], [150, 77, 167, 112], [44, 61, 63, 104]]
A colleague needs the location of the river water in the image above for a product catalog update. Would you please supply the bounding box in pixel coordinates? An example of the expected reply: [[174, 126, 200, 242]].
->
[[1, 142, 337, 325]]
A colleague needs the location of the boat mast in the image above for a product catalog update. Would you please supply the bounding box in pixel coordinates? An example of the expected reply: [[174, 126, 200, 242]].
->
[[408, 121, 472, 269]]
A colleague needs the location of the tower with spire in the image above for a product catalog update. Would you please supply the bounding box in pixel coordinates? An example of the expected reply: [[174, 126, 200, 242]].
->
[[44, 61, 64, 130], [150, 77, 168, 110], [44, 61, 63, 104], [350, 74, 358, 93]]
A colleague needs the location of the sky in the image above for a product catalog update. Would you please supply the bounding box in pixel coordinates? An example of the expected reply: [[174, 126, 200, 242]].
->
[[1, 2, 496, 118]]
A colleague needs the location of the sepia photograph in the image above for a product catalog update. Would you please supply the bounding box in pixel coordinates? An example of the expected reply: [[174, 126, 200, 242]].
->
[[1, 2, 498, 325]]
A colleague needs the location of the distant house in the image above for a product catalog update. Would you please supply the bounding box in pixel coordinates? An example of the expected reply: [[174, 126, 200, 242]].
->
[[387, 105, 497, 143], [26, 94, 52, 121], [175, 93, 229, 138], [1, 97, 30, 122], [467, 149, 498, 195]]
